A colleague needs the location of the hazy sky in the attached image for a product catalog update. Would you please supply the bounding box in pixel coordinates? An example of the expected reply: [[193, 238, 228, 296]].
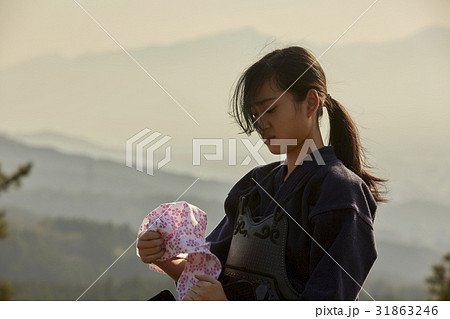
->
[[1, 0, 449, 68], [1, 0, 449, 203]]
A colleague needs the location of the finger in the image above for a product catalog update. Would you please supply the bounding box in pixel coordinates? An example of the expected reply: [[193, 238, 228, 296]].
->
[[141, 249, 165, 263], [139, 230, 161, 240], [189, 286, 200, 294], [195, 274, 219, 284], [139, 246, 164, 256], [182, 295, 194, 301], [194, 280, 211, 289], [183, 289, 197, 300], [140, 238, 164, 247], [137, 238, 164, 250], [152, 238, 164, 246]]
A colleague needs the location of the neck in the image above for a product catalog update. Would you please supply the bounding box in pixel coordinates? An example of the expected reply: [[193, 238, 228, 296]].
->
[[284, 135, 324, 181]]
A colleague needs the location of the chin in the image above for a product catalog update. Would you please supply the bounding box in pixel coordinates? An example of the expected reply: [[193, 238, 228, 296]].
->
[[266, 146, 285, 155]]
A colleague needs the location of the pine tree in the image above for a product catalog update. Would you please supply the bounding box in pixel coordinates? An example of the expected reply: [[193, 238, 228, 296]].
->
[[426, 252, 450, 301], [0, 162, 32, 300]]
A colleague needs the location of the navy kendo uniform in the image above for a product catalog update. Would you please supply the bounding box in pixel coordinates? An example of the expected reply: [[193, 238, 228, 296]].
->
[[206, 146, 378, 300]]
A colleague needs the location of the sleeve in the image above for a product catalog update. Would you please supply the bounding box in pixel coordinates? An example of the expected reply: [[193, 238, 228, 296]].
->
[[206, 215, 235, 267], [205, 167, 258, 267], [307, 164, 378, 225], [299, 208, 377, 300]]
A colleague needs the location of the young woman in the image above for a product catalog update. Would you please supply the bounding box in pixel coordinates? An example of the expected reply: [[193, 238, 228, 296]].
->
[[137, 46, 388, 301]]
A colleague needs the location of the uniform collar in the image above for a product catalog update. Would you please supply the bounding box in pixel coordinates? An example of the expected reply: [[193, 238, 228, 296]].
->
[[276, 146, 337, 186]]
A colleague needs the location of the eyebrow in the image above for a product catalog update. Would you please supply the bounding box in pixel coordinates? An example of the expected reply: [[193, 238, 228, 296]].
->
[[253, 97, 276, 106]]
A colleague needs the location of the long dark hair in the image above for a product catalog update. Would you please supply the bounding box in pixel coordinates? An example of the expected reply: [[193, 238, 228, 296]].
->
[[230, 46, 388, 203]]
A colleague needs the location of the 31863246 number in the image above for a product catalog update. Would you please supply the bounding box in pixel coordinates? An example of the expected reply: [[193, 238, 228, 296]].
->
[[376, 305, 438, 316]]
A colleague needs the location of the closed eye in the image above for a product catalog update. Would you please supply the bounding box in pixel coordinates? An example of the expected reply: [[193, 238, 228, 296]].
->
[[251, 106, 277, 120], [266, 106, 277, 113]]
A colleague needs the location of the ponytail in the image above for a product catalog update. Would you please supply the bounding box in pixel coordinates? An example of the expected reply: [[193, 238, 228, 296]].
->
[[325, 96, 388, 203]]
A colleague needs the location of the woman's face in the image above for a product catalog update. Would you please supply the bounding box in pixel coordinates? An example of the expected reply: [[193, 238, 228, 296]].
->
[[250, 80, 317, 156]]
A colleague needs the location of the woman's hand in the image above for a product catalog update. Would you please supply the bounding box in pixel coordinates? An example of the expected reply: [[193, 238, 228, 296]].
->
[[182, 274, 228, 301], [137, 230, 165, 264]]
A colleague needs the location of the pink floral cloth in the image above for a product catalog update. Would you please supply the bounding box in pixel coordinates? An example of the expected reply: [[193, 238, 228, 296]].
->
[[137, 201, 222, 300]]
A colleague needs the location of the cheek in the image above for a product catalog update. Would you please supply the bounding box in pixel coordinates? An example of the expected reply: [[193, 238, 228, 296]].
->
[[284, 121, 304, 138]]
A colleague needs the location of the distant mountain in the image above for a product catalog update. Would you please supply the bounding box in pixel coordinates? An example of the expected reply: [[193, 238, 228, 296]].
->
[[2, 132, 449, 249], [6, 130, 123, 163], [375, 201, 450, 254], [0, 26, 283, 182], [0, 133, 231, 232], [1, 25, 449, 201]]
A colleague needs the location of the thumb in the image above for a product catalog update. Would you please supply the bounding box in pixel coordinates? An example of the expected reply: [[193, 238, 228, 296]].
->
[[195, 274, 219, 284]]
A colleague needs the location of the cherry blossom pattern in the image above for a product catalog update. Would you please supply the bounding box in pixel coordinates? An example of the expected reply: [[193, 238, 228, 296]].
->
[[136, 201, 222, 300]]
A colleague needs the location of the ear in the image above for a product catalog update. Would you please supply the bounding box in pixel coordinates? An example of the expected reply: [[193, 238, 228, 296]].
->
[[305, 89, 320, 118]]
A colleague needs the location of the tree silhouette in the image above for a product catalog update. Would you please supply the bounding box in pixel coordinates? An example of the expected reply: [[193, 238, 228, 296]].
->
[[426, 252, 450, 301], [0, 162, 32, 300]]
